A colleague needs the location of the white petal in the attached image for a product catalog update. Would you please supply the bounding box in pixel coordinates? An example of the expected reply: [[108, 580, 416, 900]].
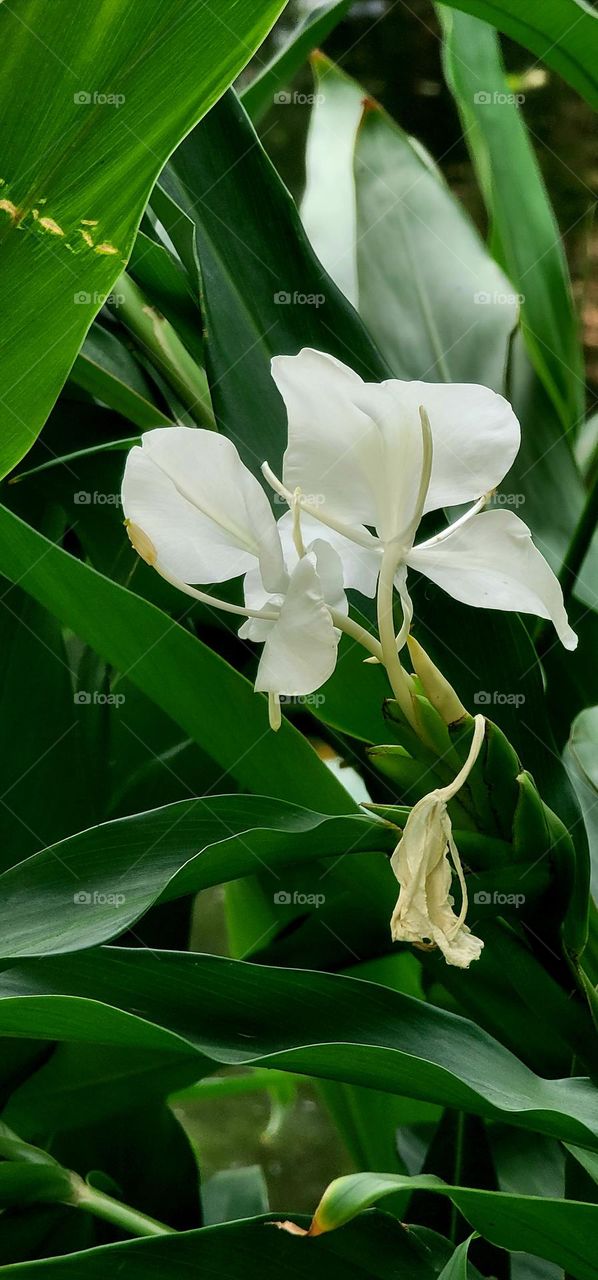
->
[[388, 380, 520, 512], [274, 349, 384, 528], [408, 509, 577, 650], [253, 554, 339, 697], [276, 509, 381, 598], [122, 427, 285, 591], [273, 351, 520, 544]]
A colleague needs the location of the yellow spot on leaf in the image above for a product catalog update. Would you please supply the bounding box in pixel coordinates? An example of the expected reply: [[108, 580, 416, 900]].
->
[[81, 219, 98, 226], [39, 217, 64, 236], [79, 228, 94, 247], [0, 199, 19, 220], [95, 242, 118, 255]]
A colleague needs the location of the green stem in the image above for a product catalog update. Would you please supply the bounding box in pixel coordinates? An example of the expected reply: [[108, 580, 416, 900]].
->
[[330, 609, 383, 661], [559, 474, 598, 605], [112, 273, 215, 429], [377, 544, 417, 729], [70, 1175, 174, 1237]]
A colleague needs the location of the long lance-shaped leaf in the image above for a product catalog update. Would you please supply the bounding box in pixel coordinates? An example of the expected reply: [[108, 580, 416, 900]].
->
[[436, 0, 598, 110], [309, 1171, 597, 1280], [0, 948, 597, 1150], [0, 800, 392, 958], [0, 1214, 488, 1279], [241, 0, 353, 122], [0, 503, 348, 814], [438, 8, 584, 433], [0, 0, 286, 479]]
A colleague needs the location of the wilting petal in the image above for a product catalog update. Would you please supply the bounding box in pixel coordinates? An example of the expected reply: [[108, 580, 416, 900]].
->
[[122, 427, 285, 591], [388, 380, 521, 514], [276, 509, 381, 598], [408, 509, 577, 650], [390, 795, 483, 969], [252, 553, 341, 697]]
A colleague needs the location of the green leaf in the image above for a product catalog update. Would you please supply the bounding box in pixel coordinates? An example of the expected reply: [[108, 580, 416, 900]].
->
[[0, 0, 286, 478], [0, 516, 95, 868], [1, 948, 597, 1150], [311, 1170, 597, 1279], [437, 1235, 476, 1280], [202, 1166, 269, 1225], [155, 89, 389, 475], [0, 800, 390, 957], [436, 0, 598, 111], [0, 503, 349, 813], [303, 56, 516, 389], [241, 1, 353, 123], [0, 1213, 489, 1279], [0, 1164, 73, 1210], [71, 324, 174, 430], [439, 8, 584, 431], [565, 705, 598, 895]]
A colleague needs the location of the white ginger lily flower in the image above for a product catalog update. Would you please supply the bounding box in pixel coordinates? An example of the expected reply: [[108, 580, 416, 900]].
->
[[121, 427, 347, 728], [390, 715, 486, 968], [265, 348, 577, 652]]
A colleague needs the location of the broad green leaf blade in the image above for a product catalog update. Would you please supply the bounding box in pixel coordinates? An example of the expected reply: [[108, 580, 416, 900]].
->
[[436, 0, 598, 110], [155, 89, 389, 475], [0, 513, 95, 868], [241, 1, 353, 122], [71, 324, 174, 429], [0, 800, 391, 957], [0, 0, 286, 478], [0, 503, 349, 814], [353, 87, 516, 389], [0, 1164, 73, 1210], [302, 55, 516, 389], [439, 8, 584, 431], [1, 948, 597, 1150], [311, 1171, 597, 1280], [565, 705, 598, 895], [0, 1213, 482, 1279]]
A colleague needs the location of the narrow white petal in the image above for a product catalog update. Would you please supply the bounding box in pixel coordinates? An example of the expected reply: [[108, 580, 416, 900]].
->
[[122, 427, 285, 591], [408, 509, 577, 650], [254, 554, 339, 697]]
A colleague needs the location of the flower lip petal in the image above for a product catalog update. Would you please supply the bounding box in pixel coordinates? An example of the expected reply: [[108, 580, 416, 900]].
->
[[253, 552, 341, 698]]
